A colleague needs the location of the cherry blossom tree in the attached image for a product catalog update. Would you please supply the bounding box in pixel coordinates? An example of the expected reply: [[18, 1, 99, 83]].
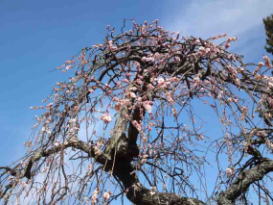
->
[[0, 20, 273, 205]]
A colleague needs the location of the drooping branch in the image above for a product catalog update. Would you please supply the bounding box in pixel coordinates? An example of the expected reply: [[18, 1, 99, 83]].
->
[[0, 139, 108, 201], [22, 139, 107, 178], [217, 158, 273, 205]]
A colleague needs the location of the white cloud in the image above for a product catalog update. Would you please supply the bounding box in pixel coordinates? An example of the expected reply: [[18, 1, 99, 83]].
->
[[168, 0, 273, 38]]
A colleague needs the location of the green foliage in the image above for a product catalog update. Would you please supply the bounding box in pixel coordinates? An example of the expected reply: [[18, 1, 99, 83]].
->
[[263, 14, 273, 55]]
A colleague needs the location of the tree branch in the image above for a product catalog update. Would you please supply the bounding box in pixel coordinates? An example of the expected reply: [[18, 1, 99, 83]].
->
[[112, 158, 204, 205], [217, 158, 273, 205]]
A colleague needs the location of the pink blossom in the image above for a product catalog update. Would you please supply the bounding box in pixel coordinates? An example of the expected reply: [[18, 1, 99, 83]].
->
[[94, 145, 102, 155], [234, 78, 241, 86], [128, 92, 137, 98], [30, 106, 40, 110], [166, 92, 174, 104], [240, 106, 248, 120], [114, 99, 131, 111], [143, 101, 153, 113], [112, 97, 119, 102], [108, 40, 117, 50], [122, 79, 130, 84], [172, 108, 177, 117], [266, 139, 273, 150], [141, 56, 155, 63], [91, 189, 99, 204], [157, 77, 165, 84], [54, 141, 61, 147], [268, 80, 273, 88], [142, 136, 148, 142], [254, 62, 264, 74], [226, 167, 234, 177], [157, 77, 169, 89], [132, 120, 142, 131], [255, 74, 263, 80], [140, 154, 148, 164], [205, 48, 211, 53], [114, 103, 122, 111], [120, 99, 131, 106], [226, 65, 237, 76], [198, 46, 205, 53], [101, 113, 112, 123], [227, 54, 236, 61], [136, 78, 143, 85], [65, 65, 73, 71], [103, 192, 111, 201], [169, 77, 179, 82], [227, 97, 238, 103], [88, 164, 93, 172], [88, 88, 94, 93], [174, 56, 180, 63], [92, 44, 103, 48], [237, 67, 245, 73], [129, 86, 137, 91], [140, 158, 147, 164], [81, 59, 88, 65], [65, 60, 74, 65], [263, 55, 272, 68], [153, 52, 161, 60], [193, 76, 201, 87], [225, 43, 230, 49], [257, 61, 264, 67], [227, 37, 237, 42]]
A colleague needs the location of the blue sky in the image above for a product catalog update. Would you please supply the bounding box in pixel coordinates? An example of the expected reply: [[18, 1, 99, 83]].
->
[[0, 0, 169, 164], [0, 0, 273, 202]]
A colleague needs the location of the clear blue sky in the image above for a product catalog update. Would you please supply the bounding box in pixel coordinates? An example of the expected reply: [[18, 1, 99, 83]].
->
[[0, 0, 272, 203], [0, 0, 172, 163]]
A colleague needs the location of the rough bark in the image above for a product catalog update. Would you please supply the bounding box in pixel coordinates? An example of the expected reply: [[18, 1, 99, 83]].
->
[[112, 159, 204, 205], [102, 101, 205, 204]]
